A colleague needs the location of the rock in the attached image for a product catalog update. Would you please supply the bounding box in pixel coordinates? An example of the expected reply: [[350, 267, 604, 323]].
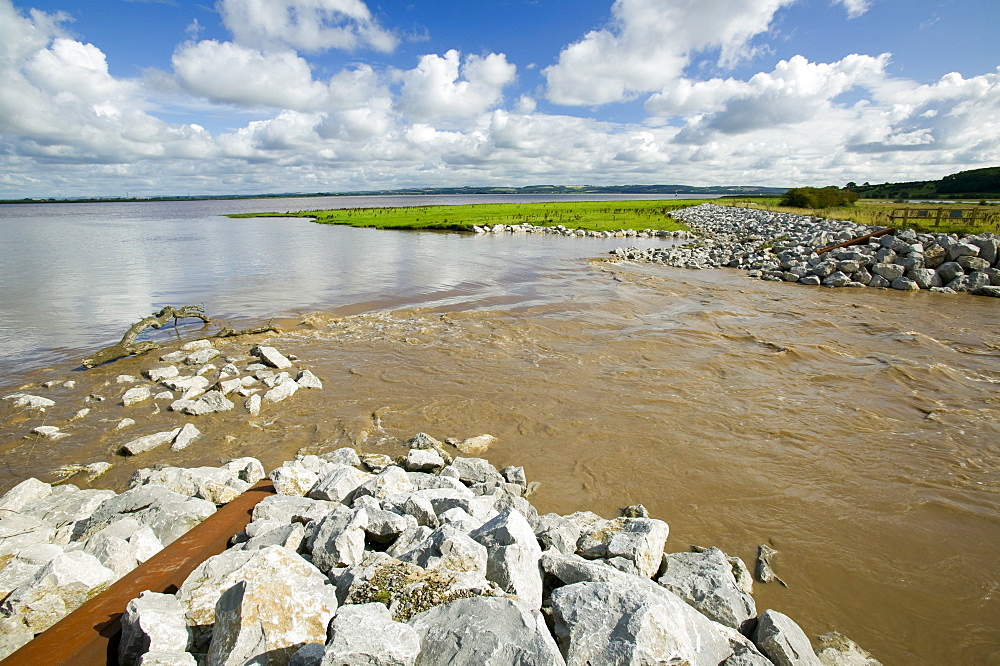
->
[[575, 516, 669, 578], [172, 391, 234, 415], [0, 543, 63, 599], [130, 466, 248, 505], [170, 424, 202, 451], [30, 425, 65, 439], [123, 387, 152, 406], [657, 547, 756, 632], [0, 550, 115, 634], [534, 513, 581, 555], [119, 591, 191, 666], [454, 434, 497, 455], [235, 522, 305, 552], [162, 375, 211, 393], [362, 505, 417, 544], [0, 614, 35, 659], [264, 378, 299, 403], [957, 255, 990, 271], [908, 268, 936, 289], [296, 370, 323, 389], [207, 568, 337, 666], [946, 242, 980, 261], [973, 285, 1000, 297], [320, 448, 362, 467], [890, 277, 919, 291], [469, 508, 543, 608], [323, 602, 421, 666], [407, 597, 565, 666], [84, 518, 163, 576], [80, 485, 216, 546], [289, 643, 325, 666], [270, 466, 319, 497], [0, 514, 56, 556], [755, 544, 787, 586], [870, 263, 905, 280], [396, 525, 488, 576], [550, 580, 735, 666], [160, 351, 189, 363], [0, 477, 53, 515], [252, 345, 293, 369], [936, 261, 964, 283], [3, 393, 55, 409], [146, 366, 180, 382], [116, 417, 137, 430], [178, 545, 333, 631], [245, 393, 261, 416], [222, 458, 266, 485], [122, 429, 181, 456], [445, 458, 504, 486], [815, 631, 883, 665], [21, 486, 117, 537], [137, 651, 197, 666], [353, 466, 413, 501], [753, 609, 822, 666], [404, 448, 444, 473], [500, 466, 527, 489], [867, 274, 890, 288], [310, 506, 369, 572], [360, 453, 395, 473], [308, 466, 372, 503], [185, 348, 220, 365], [181, 340, 214, 352]]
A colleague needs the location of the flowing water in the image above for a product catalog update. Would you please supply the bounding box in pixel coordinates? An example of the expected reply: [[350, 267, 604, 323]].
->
[[1, 197, 998, 664]]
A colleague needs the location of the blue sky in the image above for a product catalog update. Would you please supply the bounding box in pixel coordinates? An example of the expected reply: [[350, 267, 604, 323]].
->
[[1, 0, 997, 197]]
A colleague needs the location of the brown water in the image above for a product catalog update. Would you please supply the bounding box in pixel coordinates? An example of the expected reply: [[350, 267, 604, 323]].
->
[[1, 212, 999, 663]]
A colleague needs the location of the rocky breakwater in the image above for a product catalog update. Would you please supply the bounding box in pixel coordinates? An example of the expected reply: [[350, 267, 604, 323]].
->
[[474, 221, 694, 240], [611, 203, 1000, 297], [1, 433, 884, 665]]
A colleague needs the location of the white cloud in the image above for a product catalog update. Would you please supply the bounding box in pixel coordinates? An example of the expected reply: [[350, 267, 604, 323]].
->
[[396, 50, 516, 124], [217, 0, 397, 54], [834, 0, 872, 19], [543, 0, 795, 106]]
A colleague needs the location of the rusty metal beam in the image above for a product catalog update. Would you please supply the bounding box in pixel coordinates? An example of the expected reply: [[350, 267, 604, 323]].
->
[[0, 480, 276, 666], [816, 227, 895, 255]]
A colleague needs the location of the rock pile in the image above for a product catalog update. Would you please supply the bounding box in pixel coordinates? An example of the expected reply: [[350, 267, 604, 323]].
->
[[0, 433, 880, 666], [474, 222, 694, 239], [0, 458, 266, 658], [2, 340, 322, 455], [611, 203, 1000, 297]]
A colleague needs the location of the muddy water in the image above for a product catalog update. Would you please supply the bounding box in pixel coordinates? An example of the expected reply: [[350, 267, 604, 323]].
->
[[1, 213, 999, 663]]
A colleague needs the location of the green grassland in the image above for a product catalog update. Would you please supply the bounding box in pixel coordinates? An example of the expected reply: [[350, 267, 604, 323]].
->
[[228, 199, 719, 233], [229, 197, 1000, 236]]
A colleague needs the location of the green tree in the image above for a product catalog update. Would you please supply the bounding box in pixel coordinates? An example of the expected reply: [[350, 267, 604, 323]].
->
[[780, 186, 859, 209]]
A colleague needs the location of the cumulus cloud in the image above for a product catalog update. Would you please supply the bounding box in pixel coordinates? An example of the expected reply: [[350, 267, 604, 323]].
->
[[218, 0, 397, 54], [396, 50, 516, 123], [647, 53, 890, 140], [543, 0, 795, 105], [835, 0, 871, 18]]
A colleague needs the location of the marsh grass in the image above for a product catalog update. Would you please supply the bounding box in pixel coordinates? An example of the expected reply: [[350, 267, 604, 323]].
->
[[229, 199, 719, 233]]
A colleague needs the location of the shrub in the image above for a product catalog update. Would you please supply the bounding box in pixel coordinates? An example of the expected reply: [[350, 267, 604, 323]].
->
[[780, 186, 859, 209]]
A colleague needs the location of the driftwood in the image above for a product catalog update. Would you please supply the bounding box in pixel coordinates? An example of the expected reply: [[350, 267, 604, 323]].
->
[[82, 306, 281, 368]]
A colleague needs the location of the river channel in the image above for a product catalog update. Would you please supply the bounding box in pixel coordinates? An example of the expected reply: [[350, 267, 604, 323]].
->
[[1, 196, 998, 664]]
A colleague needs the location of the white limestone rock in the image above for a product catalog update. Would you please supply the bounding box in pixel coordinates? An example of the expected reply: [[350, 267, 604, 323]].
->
[[296, 369, 323, 389], [816, 632, 883, 666], [310, 506, 369, 572], [0, 550, 115, 634], [122, 429, 181, 456], [308, 466, 373, 503], [0, 477, 53, 516], [206, 567, 337, 666], [0, 514, 56, 556], [396, 524, 488, 577], [469, 508, 543, 608], [270, 466, 319, 497], [752, 609, 822, 666], [575, 515, 670, 578], [323, 602, 420, 666], [454, 434, 497, 455], [146, 366, 180, 382], [252, 345, 293, 369], [658, 547, 757, 632], [119, 591, 191, 666], [0, 543, 63, 599], [3, 393, 55, 410], [404, 448, 444, 473], [79, 485, 216, 546], [31, 425, 67, 439], [352, 466, 414, 502], [263, 377, 299, 403], [170, 423, 202, 451], [123, 386, 152, 406], [407, 597, 565, 666]]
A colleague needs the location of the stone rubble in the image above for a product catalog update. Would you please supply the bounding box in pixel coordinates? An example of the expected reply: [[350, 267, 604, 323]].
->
[[472, 222, 695, 239], [0, 439, 884, 665], [611, 203, 1000, 297]]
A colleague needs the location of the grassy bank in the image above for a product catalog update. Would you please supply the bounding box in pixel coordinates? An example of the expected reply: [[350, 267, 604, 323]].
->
[[725, 198, 1000, 235], [228, 199, 721, 233]]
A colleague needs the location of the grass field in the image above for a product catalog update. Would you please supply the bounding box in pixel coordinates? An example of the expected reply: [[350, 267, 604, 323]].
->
[[228, 199, 720, 233], [230, 197, 1000, 236]]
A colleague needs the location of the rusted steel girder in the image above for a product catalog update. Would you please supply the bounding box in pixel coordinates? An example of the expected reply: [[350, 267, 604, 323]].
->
[[816, 227, 896, 255], [0, 480, 276, 666]]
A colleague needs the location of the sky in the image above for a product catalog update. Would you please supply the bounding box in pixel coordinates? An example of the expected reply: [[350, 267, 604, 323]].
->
[[0, 0, 998, 198]]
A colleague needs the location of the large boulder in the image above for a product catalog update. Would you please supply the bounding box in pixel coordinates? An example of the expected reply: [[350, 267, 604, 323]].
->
[[395, 525, 488, 576], [0, 550, 115, 634], [575, 516, 669, 578], [815, 631, 883, 665], [310, 506, 369, 572], [177, 546, 331, 630], [0, 478, 53, 517], [0, 514, 57, 556], [83, 517, 163, 578], [752, 609, 822, 666], [407, 597, 565, 666], [322, 602, 421, 666], [657, 547, 757, 632], [469, 508, 543, 608], [206, 570, 337, 666], [119, 591, 191, 666], [79, 486, 216, 546]]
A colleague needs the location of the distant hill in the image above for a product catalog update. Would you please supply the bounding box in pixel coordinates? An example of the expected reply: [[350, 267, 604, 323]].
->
[[852, 166, 1000, 199], [1, 183, 787, 204]]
